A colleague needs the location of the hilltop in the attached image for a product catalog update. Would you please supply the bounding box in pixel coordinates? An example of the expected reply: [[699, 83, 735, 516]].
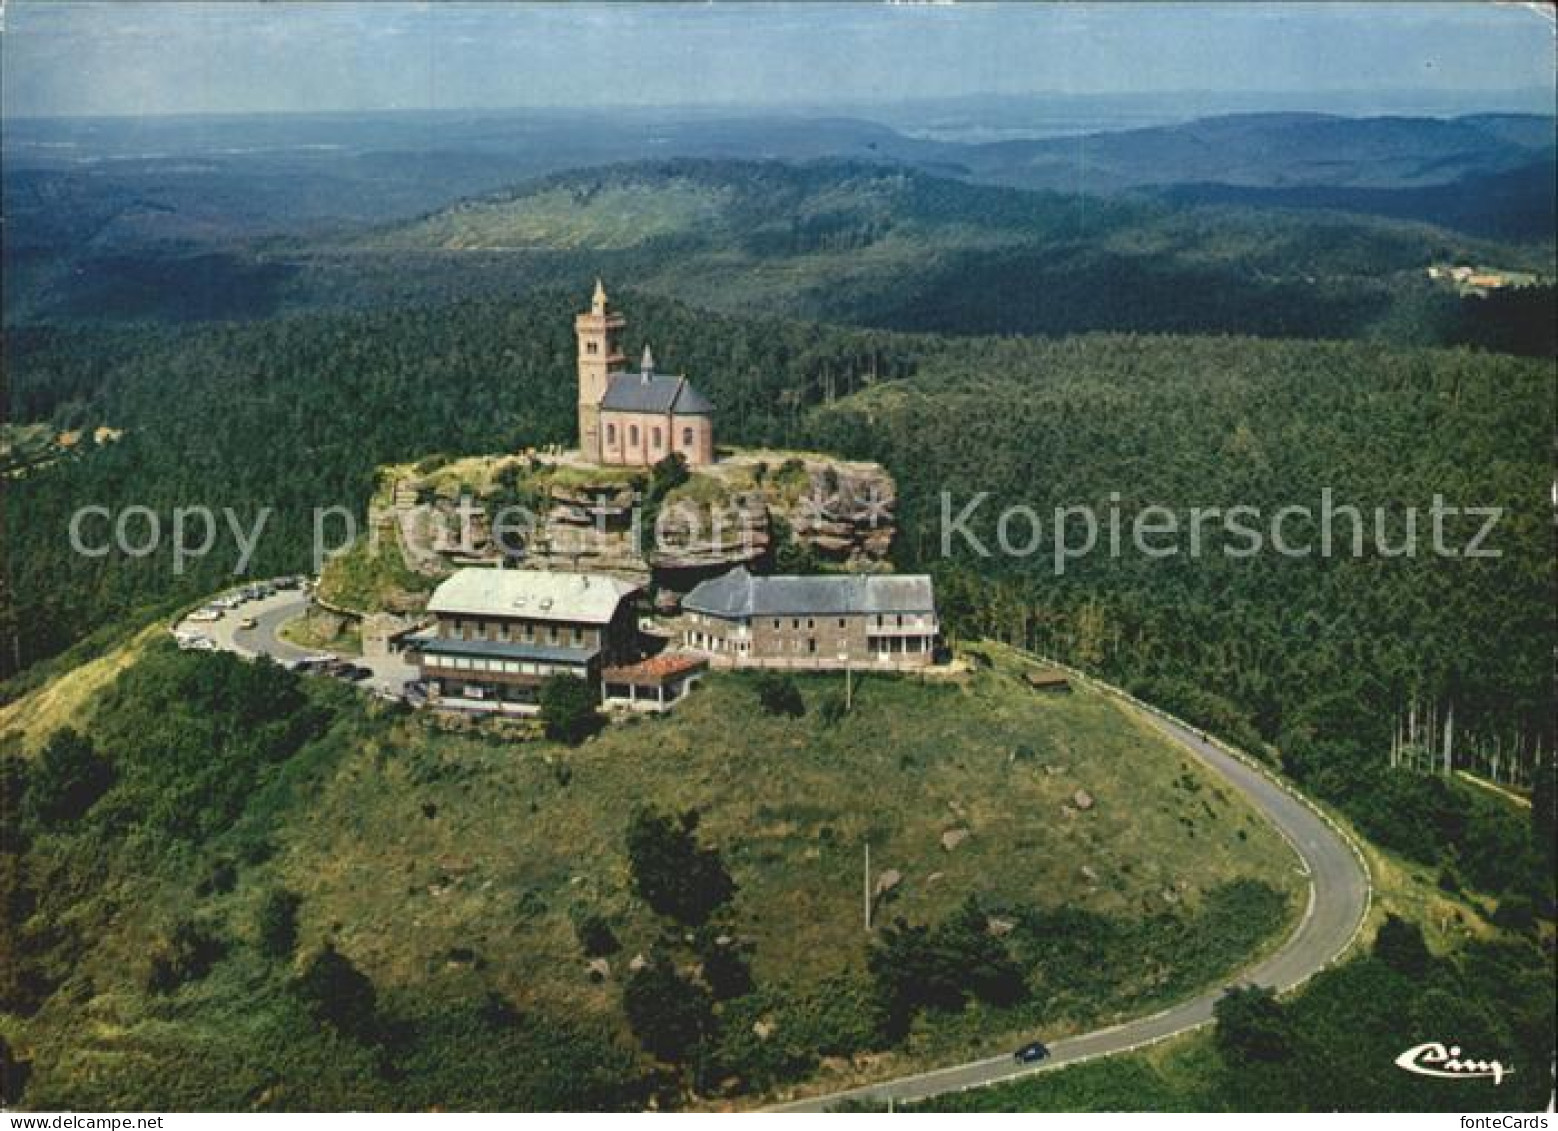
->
[[312, 445, 899, 622], [3, 640, 1302, 1109]]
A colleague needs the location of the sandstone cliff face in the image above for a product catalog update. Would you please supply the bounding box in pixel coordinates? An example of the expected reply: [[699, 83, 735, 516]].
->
[[358, 450, 897, 609]]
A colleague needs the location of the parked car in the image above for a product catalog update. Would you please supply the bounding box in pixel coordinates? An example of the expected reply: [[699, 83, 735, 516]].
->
[[1014, 1041, 1050, 1064], [238, 617, 259, 630], [324, 661, 371, 681]]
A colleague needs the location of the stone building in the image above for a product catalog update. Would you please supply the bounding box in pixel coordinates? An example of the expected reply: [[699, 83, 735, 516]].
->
[[680, 566, 938, 669], [575, 280, 715, 467], [410, 567, 642, 713]]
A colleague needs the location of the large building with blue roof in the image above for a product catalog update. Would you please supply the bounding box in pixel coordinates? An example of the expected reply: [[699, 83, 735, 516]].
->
[[680, 566, 938, 669]]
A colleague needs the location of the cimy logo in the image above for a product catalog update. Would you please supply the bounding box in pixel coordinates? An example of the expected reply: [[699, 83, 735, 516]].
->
[[1395, 1042, 1513, 1086]]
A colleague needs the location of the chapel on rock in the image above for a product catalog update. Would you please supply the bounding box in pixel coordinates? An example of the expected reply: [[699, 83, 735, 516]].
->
[[574, 280, 715, 467]]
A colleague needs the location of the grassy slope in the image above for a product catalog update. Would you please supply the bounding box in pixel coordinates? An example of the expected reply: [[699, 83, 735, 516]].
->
[[271, 651, 1301, 1086], [7, 645, 1303, 1109], [0, 623, 162, 752]]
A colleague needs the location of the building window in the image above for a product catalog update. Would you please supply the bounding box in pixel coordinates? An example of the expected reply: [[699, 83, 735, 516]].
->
[[808, 639, 817, 654], [586, 341, 598, 355], [652, 427, 662, 449], [629, 425, 639, 447], [807, 618, 815, 629], [572, 626, 583, 645], [606, 423, 616, 444], [682, 426, 694, 446], [773, 618, 780, 629], [838, 618, 846, 628]]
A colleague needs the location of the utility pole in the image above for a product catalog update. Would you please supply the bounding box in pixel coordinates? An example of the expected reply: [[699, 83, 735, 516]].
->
[[863, 841, 872, 932]]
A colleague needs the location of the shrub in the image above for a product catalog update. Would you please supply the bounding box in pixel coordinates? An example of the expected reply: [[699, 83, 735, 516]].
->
[[539, 674, 600, 745], [26, 729, 114, 825], [1491, 893, 1536, 932], [0, 1036, 31, 1107], [1373, 913, 1432, 975], [754, 673, 804, 718], [622, 956, 712, 1064], [295, 943, 379, 1043], [696, 933, 754, 1000], [867, 896, 1025, 1040], [817, 692, 847, 727], [1213, 984, 1292, 1064], [625, 806, 735, 926], [145, 919, 225, 994], [195, 857, 238, 897], [648, 451, 690, 501], [573, 912, 620, 958], [256, 888, 303, 959]]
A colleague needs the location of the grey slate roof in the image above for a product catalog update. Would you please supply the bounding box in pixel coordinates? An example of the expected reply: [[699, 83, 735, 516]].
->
[[600, 371, 715, 416], [683, 567, 936, 619], [427, 568, 641, 624]]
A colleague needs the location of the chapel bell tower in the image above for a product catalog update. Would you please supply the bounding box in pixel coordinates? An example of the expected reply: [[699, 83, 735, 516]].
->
[[574, 279, 626, 462]]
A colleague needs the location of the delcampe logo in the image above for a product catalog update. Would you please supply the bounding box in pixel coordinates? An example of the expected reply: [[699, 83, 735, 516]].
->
[[1395, 1042, 1513, 1086]]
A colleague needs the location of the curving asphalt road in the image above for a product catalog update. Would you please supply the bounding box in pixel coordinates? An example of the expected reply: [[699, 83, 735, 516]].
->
[[768, 697, 1371, 1111]]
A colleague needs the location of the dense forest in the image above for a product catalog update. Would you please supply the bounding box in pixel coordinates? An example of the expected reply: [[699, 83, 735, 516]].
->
[[804, 334, 1554, 899], [3, 107, 1554, 1109], [5, 286, 1552, 907], [7, 159, 1553, 356], [916, 921, 1556, 1112]]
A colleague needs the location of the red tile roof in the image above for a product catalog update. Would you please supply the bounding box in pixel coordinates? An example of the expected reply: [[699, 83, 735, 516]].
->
[[603, 652, 709, 685]]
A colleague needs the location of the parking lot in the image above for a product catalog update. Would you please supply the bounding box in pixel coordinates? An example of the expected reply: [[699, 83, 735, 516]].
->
[[173, 581, 419, 700]]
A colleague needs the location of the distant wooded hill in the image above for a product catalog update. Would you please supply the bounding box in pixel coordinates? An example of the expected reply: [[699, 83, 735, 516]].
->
[[7, 157, 1551, 355], [4, 110, 1552, 336]]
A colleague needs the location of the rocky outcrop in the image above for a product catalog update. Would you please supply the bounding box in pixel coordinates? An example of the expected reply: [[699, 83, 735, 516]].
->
[[365, 450, 899, 610]]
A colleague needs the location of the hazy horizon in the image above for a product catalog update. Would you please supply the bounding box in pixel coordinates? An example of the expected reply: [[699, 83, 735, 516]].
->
[[2, 86, 1554, 125], [3, 2, 1553, 121]]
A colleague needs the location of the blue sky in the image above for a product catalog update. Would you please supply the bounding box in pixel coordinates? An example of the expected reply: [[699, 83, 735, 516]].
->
[[2, 2, 1553, 118]]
